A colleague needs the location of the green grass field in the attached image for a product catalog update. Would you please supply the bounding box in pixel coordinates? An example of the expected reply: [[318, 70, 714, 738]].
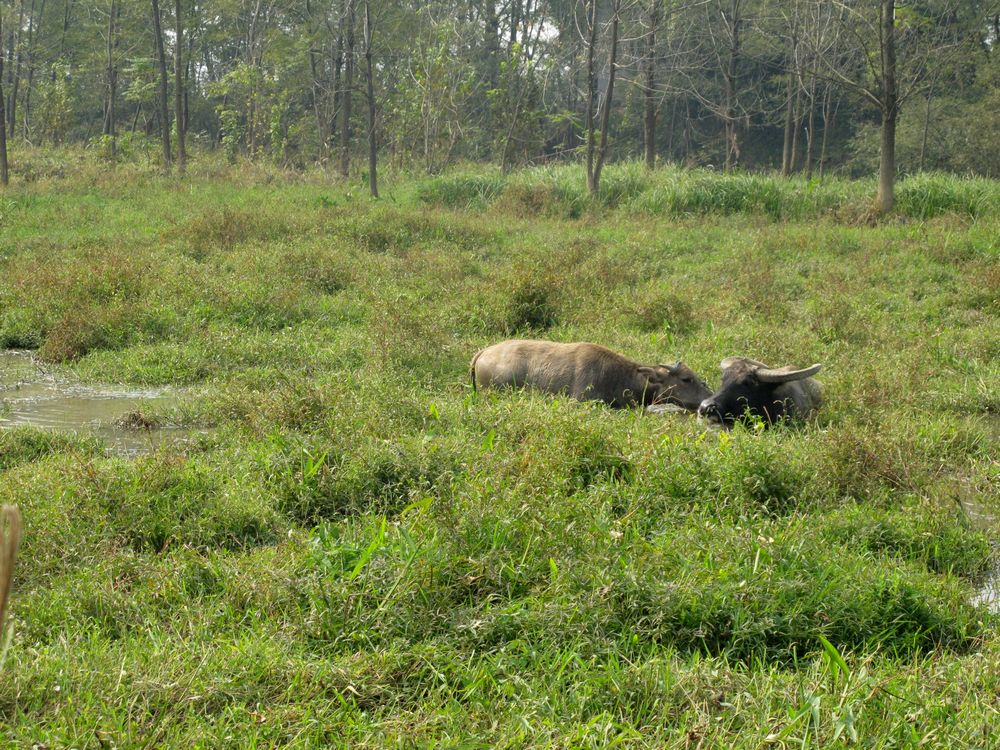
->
[[1, 153, 998, 747]]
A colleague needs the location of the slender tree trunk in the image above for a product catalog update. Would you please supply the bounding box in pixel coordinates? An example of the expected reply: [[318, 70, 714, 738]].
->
[[245, 0, 264, 156], [306, 0, 326, 157], [0, 6, 8, 186], [509, 0, 520, 49], [721, 0, 741, 172], [781, 62, 794, 175], [7, 0, 25, 139], [804, 72, 817, 178], [339, 0, 355, 177], [780, 18, 798, 176], [23, 0, 45, 141], [563, 39, 578, 154], [819, 84, 833, 179], [329, 16, 343, 149], [584, 0, 598, 193], [103, 0, 118, 159], [498, 75, 525, 173], [174, 0, 186, 174], [666, 95, 677, 158], [588, 0, 621, 195], [789, 75, 802, 172], [683, 98, 692, 163], [642, 0, 658, 169], [877, 0, 896, 213], [308, 45, 325, 155], [56, 0, 71, 72], [184, 28, 193, 133], [151, 0, 171, 172], [520, 0, 533, 51], [21, 0, 42, 140], [484, 0, 499, 90], [919, 84, 932, 171], [363, 0, 376, 197]]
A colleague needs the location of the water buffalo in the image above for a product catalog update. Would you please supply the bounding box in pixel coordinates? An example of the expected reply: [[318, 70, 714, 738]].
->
[[471, 339, 712, 410], [697, 357, 823, 429]]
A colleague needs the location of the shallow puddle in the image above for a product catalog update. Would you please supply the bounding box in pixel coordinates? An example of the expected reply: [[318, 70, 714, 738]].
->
[[1, 350, 203, 456], [960, 499, 1000, 614]]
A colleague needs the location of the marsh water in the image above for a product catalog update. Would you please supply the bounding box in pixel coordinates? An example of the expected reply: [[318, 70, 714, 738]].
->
[[0, 350, 200, 456], [962, 498, 1000, 614]]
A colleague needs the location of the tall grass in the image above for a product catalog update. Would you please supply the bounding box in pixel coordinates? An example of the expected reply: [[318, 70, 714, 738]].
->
[[895, 171, 1000, 219], [0, 163, 998, 746], [417, 161, 1000, 221]]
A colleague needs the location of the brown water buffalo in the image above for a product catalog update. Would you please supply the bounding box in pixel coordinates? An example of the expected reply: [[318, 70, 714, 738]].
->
[[471, 339, 712, 410], [697, 357, 823, 429]]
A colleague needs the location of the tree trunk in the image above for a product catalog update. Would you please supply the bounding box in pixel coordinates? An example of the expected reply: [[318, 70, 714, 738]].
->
[[308, 45, 325, 156], [306, 0, 326, 158], [520, 0, 533, 52], [329, 15, 343, 150], [7, 0, 25, 139], [509, 0, 521, 49], [803, 72, 817, 179], [484, 0, 499, 90], [819, 84, 833, 179], [0, 6, 8, 186], [589, 0, 620, 195], [642, 0, 658, 169], [781, 65, 794, 175], [789, 75, 802, 172], [103, 0, 118, 159], [21, 0, 42, 140], [721, 0, 741, 172], [584, 0, 598, 193], [919, 84, 932, 171], [57, 0, 72, 70], [151, 0, 171, 172], [174, 0, 186, 174], [339, 0, 355, 178], [363, 0, 376, 197], [666, 95, 677, 159], [877, 0, 896, 213], [878, 107, 896, 213]]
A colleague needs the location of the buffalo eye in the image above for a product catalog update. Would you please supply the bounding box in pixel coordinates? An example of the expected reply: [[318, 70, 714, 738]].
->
[[681, 376, 692, 383]]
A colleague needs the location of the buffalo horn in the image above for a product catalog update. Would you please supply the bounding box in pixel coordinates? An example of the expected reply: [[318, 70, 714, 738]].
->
[[757, 363, 823, 383]]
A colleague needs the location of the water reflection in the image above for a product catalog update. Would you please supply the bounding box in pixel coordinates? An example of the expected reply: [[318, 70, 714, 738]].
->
[[1, 350, 203, 456]]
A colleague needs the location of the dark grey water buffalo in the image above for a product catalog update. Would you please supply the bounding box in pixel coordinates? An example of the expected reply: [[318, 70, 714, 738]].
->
[[697, 357, 823, 429], [471, 339, 712, 410]]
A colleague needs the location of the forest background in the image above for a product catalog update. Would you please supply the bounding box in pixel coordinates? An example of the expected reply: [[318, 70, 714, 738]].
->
[[0, 0, 997, 208]]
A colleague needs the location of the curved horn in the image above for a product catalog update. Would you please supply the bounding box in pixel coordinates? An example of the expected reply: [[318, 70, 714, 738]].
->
[[757, 363, 822, 383]]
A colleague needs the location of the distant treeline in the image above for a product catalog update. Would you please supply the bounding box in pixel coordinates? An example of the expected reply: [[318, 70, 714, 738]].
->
[[0, 0, 997, 183]]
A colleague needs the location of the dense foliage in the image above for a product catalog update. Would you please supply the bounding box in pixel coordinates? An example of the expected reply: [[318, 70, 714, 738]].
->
[[0, 0, 997, 177]]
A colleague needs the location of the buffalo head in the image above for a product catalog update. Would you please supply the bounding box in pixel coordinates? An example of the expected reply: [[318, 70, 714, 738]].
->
[[638, 361, 713, 411], [697, 357, 822, 429]]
